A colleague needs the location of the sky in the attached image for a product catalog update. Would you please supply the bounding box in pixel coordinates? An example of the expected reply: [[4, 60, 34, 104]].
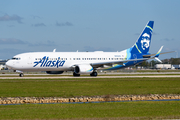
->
[[0, 0, 179, 60]]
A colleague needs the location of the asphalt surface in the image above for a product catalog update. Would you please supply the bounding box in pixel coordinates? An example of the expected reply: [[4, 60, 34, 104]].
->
[[0, 75, 180, 79]]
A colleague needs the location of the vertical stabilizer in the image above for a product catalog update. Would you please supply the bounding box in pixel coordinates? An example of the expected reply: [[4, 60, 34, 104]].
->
[[131, 21, 154, 54]]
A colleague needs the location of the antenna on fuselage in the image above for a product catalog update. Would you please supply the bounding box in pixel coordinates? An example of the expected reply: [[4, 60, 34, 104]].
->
[[53, 49, 56, 52]]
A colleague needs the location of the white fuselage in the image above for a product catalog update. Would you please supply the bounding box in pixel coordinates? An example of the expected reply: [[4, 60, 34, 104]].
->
[[6, 50, 127, 72], [5, 21, 157, 76]]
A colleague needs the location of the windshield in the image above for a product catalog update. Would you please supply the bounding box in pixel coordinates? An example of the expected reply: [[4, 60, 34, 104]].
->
[[11, 57, 21, 60]]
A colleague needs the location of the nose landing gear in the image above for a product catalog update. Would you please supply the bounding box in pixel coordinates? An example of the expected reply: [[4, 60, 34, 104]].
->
[[19, 73, 24, 77]]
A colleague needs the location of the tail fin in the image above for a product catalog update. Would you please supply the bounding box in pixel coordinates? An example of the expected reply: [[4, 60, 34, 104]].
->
[[131, 21, 154, 54]]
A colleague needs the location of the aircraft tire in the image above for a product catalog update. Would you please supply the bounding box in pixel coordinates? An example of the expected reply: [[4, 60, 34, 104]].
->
[[19, 73, 24, 77], [90, 72, 97, 77], [73, 72, 80, 77]]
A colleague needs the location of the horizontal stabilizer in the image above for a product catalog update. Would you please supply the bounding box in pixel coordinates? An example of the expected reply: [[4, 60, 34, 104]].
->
[[143, 51, 175, 57]]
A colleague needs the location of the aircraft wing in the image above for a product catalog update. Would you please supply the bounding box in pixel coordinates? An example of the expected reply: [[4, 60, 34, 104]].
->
[[91, 46, 165, 68], [90, 57, 150, 68]]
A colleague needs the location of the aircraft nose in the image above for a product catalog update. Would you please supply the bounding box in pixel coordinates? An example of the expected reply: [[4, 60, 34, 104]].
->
[[5, 60, 12, 68]]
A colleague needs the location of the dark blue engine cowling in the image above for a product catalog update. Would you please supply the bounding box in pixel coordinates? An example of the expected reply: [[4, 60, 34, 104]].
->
[[46, 71, 64, 74]]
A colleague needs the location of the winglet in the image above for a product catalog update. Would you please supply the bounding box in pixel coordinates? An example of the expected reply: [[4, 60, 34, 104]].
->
[[154, 46, 163, 63], [155, 46, 163, 57]]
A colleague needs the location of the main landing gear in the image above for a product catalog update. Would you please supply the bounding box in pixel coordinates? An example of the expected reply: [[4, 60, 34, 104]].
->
[[73, 71, 98, 77], [73, 72, 80, 77], [90, 69, 98, 76], [90, 72, 98, 76]]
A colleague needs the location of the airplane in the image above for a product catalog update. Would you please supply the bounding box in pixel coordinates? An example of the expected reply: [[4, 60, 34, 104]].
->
[[5, 21, 172, 77]]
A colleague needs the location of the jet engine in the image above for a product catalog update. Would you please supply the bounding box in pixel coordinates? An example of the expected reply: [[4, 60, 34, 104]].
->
[[46, 71, 64, 74], [74, 64, 93, 74]]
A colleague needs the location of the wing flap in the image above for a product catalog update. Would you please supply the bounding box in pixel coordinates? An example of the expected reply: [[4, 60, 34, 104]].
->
[[91, 58, 149, 68]]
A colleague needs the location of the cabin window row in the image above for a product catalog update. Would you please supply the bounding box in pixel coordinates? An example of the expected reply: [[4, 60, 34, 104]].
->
[[73, 58, 125, 60], [35, 58, 126, 60]]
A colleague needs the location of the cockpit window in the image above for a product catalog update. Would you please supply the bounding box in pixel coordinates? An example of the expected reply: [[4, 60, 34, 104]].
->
[[11, 57, 21, 60]]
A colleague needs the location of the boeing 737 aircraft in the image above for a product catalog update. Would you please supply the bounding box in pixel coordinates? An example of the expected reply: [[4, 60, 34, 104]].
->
[[6, 21, 171, 77]]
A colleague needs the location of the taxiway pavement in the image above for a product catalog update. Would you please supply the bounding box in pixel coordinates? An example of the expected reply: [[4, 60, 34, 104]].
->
[[0, 75, 180, 79]]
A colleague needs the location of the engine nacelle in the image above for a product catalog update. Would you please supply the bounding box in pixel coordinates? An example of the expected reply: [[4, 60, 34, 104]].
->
[[74, 64, 93, 74], [46, 71, 64, 74]]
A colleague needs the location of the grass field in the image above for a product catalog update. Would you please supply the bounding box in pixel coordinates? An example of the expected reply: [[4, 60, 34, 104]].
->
[[0, 77, 180, 119], [0, 77, 180, 97], [0, 78, 180, 97], [0, 101, 180, 119]]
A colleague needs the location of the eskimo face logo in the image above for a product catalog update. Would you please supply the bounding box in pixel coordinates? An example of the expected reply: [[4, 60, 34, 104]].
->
[[141, 33, 150, 50]]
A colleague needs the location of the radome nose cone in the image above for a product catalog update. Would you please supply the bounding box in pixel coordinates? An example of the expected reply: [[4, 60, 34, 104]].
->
[[5, 61, 12, 68], [5, 61, 9, 66]]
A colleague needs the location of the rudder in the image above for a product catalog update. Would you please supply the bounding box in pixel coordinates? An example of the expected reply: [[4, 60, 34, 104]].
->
[[131, 21, 154, 54]]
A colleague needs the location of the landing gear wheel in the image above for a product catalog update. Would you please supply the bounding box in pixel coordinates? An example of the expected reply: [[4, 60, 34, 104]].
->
[[90, 72, 98, 77], [73, 72, 80, 77], [19, 73, 24, 77]]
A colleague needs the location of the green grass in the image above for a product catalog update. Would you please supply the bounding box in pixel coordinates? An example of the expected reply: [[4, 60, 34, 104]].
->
[[0, 78, 180, 97], [0, 101, 180, 119], [0, 77, 180, 119]]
